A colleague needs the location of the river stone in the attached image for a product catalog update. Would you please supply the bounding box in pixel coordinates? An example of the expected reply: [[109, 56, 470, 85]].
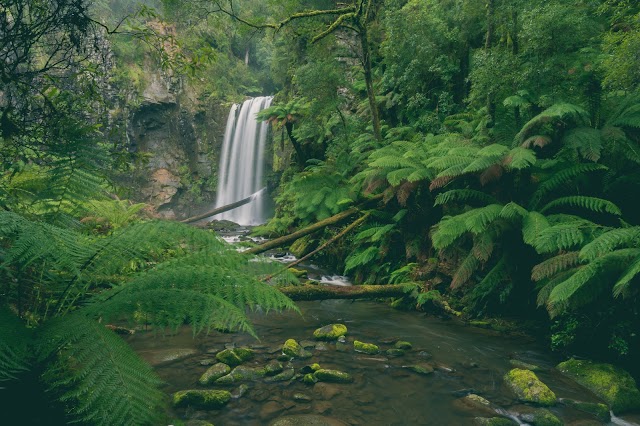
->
[[265, 366, 295, 383], [293, 393, 313, 402], [216, 365, 265, 385], [301, 363, 322, 374], [283, 339, 312, 359], [261, 401, 286, 420], [216, 347, 254, 367], [300, 340, 316, 349], [560, 398, 610, 422], [173, 389, 231, 409], [199, 362, 231, 385], [504, 368, 556, 406], [353, 340, 380, 355], [510, 359, 542, 372], [264, 360, 284, 376], [314, 369, 353, 383], [335, 342, 349, 352], [404, 363, 435, 375], [394, 341, 413, 350], [231, 383, 250, 399], [143, 348, 198, 366], [519, 408, 562, 426], [314, 383, 343, 400], [556, 359, 640, 414], [452, 394, 496, 417], [386, 348, 405, 357], [313, 324, 347, 340], [303, 373, 319, 384]]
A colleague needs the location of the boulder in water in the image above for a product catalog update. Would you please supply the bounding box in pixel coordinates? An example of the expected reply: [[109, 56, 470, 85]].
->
[[385, 348, 405, 357], [403, 363, 435, 375], [314, 369, 353, 383], [198, 363, 231, 385], [519, 408, 562, 426], [263, 360, 284, 376], [173, 389, 231, 409], [313, 324, 347, 341], [504, 368, 556, 406], [353, 340, 379, 355], [394, 341, 413, 350], [283, 339, 312, 359], [215, 347, 254, 366], [215, 365, 265, 385], [556, 359, 640, 414], [265, 366, 296, 383], [473, 418, 518, 426]]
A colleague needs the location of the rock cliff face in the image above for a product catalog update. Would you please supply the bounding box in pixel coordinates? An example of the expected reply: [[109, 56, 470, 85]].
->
[[120, 70, 229, 219]]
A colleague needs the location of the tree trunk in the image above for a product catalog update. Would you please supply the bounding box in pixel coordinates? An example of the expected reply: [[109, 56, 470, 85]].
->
[[180, 190, 263, 224], [285, 121, 307, 164], [278, 284, 407, 301], [359, 25, 382, 142]]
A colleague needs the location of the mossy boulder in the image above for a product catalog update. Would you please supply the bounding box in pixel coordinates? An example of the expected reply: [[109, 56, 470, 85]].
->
[[353, 340, 379, 355], [216, 347, 254, 367], [263, 360, 284, 376], [385, 348, 405, 357], [287, 267, 308, 278], [173, 389, 231, 409], [560, 398, 610, 422], [313, 324, 347, 341], [314, 369, 353, 383], [300, 363, 322, 374], [556, 359, 640, 414], [504, 368, 556, 406], [520, 408, 562, 426], [303, 373, 319, 385], [215, 365, 265, 385], [198, 363, 231, 385], [394, 341, 413, 350], [404, 363, 435, 375], [265, 366, 296, 383], [282, 339, 312, 359], [509, 359, 542, 372]]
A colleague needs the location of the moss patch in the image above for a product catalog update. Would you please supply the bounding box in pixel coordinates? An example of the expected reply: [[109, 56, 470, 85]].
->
[[557, 359, 640, 414], [521, 408, 562, 426], [354, 340, 380, 355], [504, 368, 556, 406], [215, 347, 254, 367], [198, 363, 231, 385], [313, 324, 347, 340], [394, 341, 413, 350], [173, 389, 231, 409], [561, 398, 610, 422], [314, 369, 353, 383]]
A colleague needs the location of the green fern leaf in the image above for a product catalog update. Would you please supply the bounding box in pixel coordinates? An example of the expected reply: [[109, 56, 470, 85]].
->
[[580, 227, 640, 261], [500, 202, 529, 220], [613, 256, 640, 297], [516, 103, 589, 144], [465, 204, 504, 234], [472, 232, 495, 262], [451, 253, 480, 289], [529, 164, 608, 209], [565, 127, 603, 161], [344, 246, 379, 273], [532, 223, 589, 254], [531, 252, 582, 281], [462, 155, 503, 174], [541, 196, 622, 216], [434, 189, 497, 206], [0, 306, 32, 381], [522, 212, 550, 246], [39, 314, 164, 426], [503, 147, 537, 170]]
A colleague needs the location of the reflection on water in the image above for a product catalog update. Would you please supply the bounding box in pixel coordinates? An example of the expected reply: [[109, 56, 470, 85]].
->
[[127, 300, 640, 425]]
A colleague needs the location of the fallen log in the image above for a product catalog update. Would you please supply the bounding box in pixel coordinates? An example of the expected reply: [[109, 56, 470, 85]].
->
[[244, 194, 383, 255], [181, 189, 265, 224], [277, 284, 408, 301]]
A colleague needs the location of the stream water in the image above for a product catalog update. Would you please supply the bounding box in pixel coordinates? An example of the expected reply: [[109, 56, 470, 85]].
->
[[129, 299, 640, 426]]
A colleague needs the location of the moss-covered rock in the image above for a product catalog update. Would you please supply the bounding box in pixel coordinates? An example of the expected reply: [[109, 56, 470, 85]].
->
[[394, 341, 413, 350], [301, 363, 322, 374], [265, 366, 296, 383], [215, 365, 265, 385], [263, 360, 284, 376], [385, 348, 405, 357], [353, 340, 380, 355], [314, 369, 353, 383], [520, 408, 562, 426], [404, 363, 435, 375], [313, 324, 347, 340], [198, 363, 231, 385], [173, 389, 231, 409], [504, 369, 556, 406], [287, 267, 308, 279], [216, 347, 254, 367], [556, 359, 640, 414], [303, 373, 319, 385], [282, 339, 312, 359], [473, 418, 518, 426], [560, 398, 610, 422], [509, 359, 542, 372]]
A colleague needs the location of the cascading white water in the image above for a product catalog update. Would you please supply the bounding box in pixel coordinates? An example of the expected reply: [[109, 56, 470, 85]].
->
[[213, 96, 273, 225]]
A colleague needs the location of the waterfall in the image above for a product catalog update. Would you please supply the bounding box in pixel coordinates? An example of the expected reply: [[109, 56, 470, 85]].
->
[[213, 96, 273, 225]]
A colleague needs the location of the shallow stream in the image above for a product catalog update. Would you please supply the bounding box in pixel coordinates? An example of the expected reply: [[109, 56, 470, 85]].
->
[[128, 299, 640, 426]]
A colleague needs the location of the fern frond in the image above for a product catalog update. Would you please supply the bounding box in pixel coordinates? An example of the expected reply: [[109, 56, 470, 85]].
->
[[532, 222, 591, 254], [531, 252, 582, 281], [465, 257, 508, 311], [564, 127, 603, 161], [522, 211, 550, 245], [0, 306, 32, 381], [503, 147, 537, 170], [579, 227, 640, 261], [434, 189, 497, 206], [432, 205, 503, 249], [535, 269, 578, 307], [344, 246, 379, 273], [39, 314, 164, 426], [472, 232, 495, 262], [529, 163, 608, 209], [500, 202, 529, 220], [515, 103, 589, 144], [613, 256, 640, 297], [540, 196, 622, 216], [465, 204, 504, 234], [462, 155, 503, 174], [451, 253, 480, 289]]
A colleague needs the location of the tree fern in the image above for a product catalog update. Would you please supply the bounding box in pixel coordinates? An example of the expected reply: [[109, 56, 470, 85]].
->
[[0, 306, 31, 382], [529, 163, 608, 209], [564, 127, 603, 161], [434, 189, 497, 206], [531, 252, 582, 281], [540, 196, 622, 216], [503, 147, 537, 170], [579, 227, 640, 261], [531, 222, 592, 254], [451, 253, 480, 289], [612, 256, 640, 297], [39, 313, 164, 426], [515, 103, 589, 145]]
